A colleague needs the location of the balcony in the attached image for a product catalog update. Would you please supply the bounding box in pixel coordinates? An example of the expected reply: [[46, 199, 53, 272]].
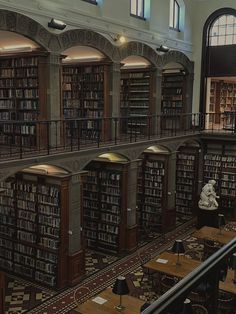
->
[[0, 112, 235, 162]]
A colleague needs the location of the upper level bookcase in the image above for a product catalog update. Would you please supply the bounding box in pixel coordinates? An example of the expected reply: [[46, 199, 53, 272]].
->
[[62, 61, 110, 141], [0, 165, 70, 288], [0, 52, 48, 148], [120, 67, 154, 136], [161, 72, 186, 130], [83, 154, 129, 254]]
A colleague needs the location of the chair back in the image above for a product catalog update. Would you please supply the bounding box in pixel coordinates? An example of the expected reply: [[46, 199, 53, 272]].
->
[[192, 304, 208, 314]]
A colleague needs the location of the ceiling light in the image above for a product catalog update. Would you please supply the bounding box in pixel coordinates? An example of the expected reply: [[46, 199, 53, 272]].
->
[[48, 18, 66, 30], [156, 45, 169, 53], [113, 34, 126, 44], [1, 45, 32, 53]]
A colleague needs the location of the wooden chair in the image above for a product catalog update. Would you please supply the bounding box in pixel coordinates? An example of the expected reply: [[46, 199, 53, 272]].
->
[[137, 250, 156, 286], [184, 249, 203, 261], [217, 290, 235, 314], [203, 238, 221, 260], [159, 275, 178, 294], [192, 304, 208, 314]]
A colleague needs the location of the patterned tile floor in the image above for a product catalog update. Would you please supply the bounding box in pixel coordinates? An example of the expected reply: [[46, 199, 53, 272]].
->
[[3, 215, 193, 314]]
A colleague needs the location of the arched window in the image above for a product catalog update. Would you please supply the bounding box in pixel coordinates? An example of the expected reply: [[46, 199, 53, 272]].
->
[[169, 0, 180, 30], [209, 14, 236, 46]]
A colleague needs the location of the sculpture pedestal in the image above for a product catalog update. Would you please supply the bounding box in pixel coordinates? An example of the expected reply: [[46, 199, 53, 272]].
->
[[197, 208, 218, 229]]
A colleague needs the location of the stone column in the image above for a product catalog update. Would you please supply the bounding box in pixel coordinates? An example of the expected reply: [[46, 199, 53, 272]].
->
[[67, 171, 87, 285], [109, 62, 121, 140], [46, 52, 62, 148], [164, 151, 177, 230], [152, 68, 162, 136], [126, 159, 141, 251], [185, 72, 194, 129]]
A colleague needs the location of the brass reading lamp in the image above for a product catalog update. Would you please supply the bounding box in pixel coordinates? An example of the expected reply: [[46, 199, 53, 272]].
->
[[218, 214, 226, 234], [182, 298, 193, 314], [112, 276, 129, 311], [172, 239, 185, 265]]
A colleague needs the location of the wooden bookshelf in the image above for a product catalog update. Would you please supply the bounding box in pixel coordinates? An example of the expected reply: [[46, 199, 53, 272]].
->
[[120, 68, 154, 136], [0, 52, 48, 148], [175, 146, 199, 216], [208, 79, 236, 127], [62, 61, 110, 141], [203, 149, 236, 219], [161, 73, 186, 130], [0, 169, 71, 289], [137, 151, 170, 237], [83, 159, 129, 254]]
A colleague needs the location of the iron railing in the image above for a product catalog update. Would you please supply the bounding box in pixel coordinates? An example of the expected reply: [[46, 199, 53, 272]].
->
[[142, 236, 236, 313], [0, 112, 236, 161]]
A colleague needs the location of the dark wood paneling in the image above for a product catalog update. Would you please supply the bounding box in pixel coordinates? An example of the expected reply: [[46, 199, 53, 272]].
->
[[126, 225, 138, 252], [68, 250, 85, 286]]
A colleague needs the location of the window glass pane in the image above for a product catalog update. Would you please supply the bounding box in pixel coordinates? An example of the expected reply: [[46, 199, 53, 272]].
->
[[226, 24, 234, 35], [219, 15, 227, 25], [131, 0, 136, 15], [174, 2, 179, 29], [225, 35, 233, 45], [138, 0, 144, 17], [211, 25, 218, 36], [169, 0, 174, 27], [219, 25, 226, 36], [227, 15, 234, 24], [210, 36, 218, 46], [218, 36, 225, 45]]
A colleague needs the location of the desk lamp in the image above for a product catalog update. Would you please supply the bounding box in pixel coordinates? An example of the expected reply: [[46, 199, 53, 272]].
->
[[172, 239, 185, 265], [112, 275, 129, 311], [182, 298, 193, 314], [218, 214, 226, 234], [232, 253, 236, 284]]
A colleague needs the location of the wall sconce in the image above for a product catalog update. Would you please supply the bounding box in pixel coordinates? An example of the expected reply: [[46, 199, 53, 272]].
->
[[156, 45, 169, 53], [113, 34, 126, 44], [48, 18, 66, 30]]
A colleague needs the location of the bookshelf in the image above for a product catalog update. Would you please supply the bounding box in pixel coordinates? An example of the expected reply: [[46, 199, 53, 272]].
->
[[62, 61, 110, 141], [175, 145, 199, 216], [0, 167, 70, 288], [161, 73, 186, 129], [83, 157, 129, 254], [120, 68, 154, 136], [208, 79, 236, 127], [137, 150, 170, 236], [0, 52, 48, 147], [203, 146, 236, 219]]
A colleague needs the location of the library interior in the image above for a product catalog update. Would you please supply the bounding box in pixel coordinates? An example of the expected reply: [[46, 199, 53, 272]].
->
[[0, 1, 236, 313]]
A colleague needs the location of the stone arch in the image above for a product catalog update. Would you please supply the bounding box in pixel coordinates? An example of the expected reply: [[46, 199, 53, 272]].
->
[[58, 29, 119, 62], [160, 50, 194, 74], [175, 139, 202, 151], [0, 9, 60, 51], [118, 41, 161, 67]]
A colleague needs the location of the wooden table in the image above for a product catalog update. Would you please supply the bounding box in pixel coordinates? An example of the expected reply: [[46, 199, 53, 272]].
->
[[75, 288, 144, 314], [219, 269, 236, 294], [192, 226, 236, 245], [143, 251, 201, 279]]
